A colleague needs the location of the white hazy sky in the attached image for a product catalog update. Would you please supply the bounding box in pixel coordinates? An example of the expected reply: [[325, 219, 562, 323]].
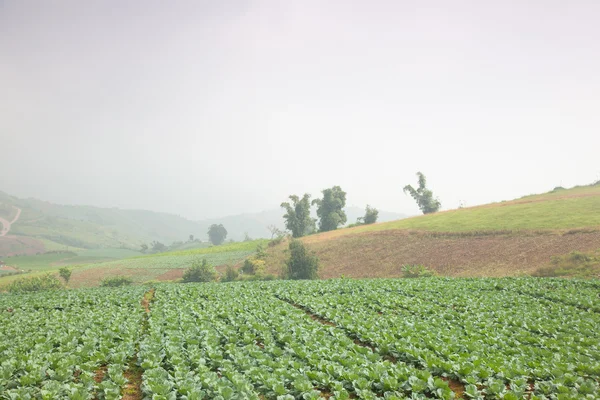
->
[[1, 0, 599, 220]]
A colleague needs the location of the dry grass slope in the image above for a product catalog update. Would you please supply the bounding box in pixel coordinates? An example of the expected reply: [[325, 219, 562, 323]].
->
[[265, 184, 600, 279]]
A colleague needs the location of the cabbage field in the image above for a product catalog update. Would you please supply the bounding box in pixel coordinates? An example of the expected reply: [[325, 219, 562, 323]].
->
[[1, 278, 599, 399]]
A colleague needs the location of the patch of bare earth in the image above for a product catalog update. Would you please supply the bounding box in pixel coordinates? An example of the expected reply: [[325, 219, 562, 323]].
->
[[155, 268, 185, 281], [0, 236, 45, 257], [266, 229, 600, 278]]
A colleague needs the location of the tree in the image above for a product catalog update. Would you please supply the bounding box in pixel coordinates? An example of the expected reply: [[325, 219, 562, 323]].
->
[[403, 172, 442, 214], [151, 241, 167, 253], [140, 243, 148, 253], [267, 224, 284, 240], [208, 224, 227, 245], [281, 194, 316, 238], [189, 234, 194, 242], [362, 205, 379, 224], [59, 267, 71, 285], [312, 186, 347, 232], [182, 259, 217, 282], [283, 240, 319, 280], [243, 232, 252, 242]]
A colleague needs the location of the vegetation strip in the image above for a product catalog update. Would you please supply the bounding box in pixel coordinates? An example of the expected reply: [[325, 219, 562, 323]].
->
[[277, 295, 466, 397], [121, 288, 155, 399]]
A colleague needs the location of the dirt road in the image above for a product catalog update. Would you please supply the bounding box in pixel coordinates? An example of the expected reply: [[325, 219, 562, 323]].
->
[[0, 207, 22, 237]]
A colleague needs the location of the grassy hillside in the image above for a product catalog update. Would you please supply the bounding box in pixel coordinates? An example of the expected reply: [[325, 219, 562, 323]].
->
[[312, 184, 600, 241], [265, 184, 600, 279], [0, 239, 267, 289], [0, 191, 205, 255]]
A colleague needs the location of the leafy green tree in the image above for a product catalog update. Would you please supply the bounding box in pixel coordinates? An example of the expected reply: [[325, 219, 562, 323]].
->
[[208, 224, 228, 245], [283, 240, 319, 280], [182, 259, 217, 282], [312, 186, 347, 232], [403, 172, 442, 214], [58, 267, 71, 284], [362, 205, 379, 224], [281, 194, 316, 238]]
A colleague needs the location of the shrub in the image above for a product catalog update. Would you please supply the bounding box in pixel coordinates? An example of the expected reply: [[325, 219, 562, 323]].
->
[[59, 267, 72, 284], [241, 258, 266, 276], [7, 274, 64, 293], [100, 276, 133, 287], [533, 251, 600, 278], [222, 266, 239, 282], [401, 265, 436, 278], [182, 259, 217, 283], [283, 240, 319, 280]]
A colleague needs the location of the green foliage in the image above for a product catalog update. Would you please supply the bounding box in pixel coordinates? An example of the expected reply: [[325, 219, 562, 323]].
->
[[403, 172, 441, 214], [100, 275, 133, 287], [182, 259, 217, 283], [312, 186, 347, 232], [401, 264, 436, 278], [222, 266, 239, 282], [281, 194, 316, 238], [362, 205, 379, 225], [1, 279, 599, 398], [241, 258, 266, 276], [6, 273, 63, 293], [283, 240, 319, 280], [355, 205, 379, 226], [533, 250, 600, 278], [58, 267, 71, 284], [151, 241, 167, 253], [208, 224, 228, 245]]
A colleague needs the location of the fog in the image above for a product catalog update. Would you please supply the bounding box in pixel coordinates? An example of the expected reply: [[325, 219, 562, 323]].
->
[[1, 0, 599, 220]]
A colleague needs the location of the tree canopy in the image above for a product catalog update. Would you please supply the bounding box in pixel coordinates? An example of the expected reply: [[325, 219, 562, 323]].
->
[[403, 172, 442, 214], [312, 186, 347, 232], [281, 194, 316, 238], [208, 224, 228, 245]]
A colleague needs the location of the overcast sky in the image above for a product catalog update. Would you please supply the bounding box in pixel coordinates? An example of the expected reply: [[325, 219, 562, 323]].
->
[[1, 1, 599, 220]]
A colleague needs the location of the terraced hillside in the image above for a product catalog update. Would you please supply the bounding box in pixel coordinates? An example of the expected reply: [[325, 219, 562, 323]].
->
[[265, 184, 600, 278]]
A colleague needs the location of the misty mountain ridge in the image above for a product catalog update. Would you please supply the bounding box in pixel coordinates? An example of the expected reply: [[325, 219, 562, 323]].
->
[[0, 191, 408, 253]]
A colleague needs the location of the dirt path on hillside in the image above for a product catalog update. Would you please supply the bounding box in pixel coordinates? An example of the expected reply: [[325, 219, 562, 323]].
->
[[0, 206, 21, 237]]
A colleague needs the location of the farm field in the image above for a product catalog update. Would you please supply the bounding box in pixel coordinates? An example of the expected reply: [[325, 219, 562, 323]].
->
[[0, 240, 266, 288], [1, 278, 598, 399]]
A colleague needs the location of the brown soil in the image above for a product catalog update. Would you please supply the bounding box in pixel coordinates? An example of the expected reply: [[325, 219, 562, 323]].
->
[[0, 265, 18, 271], [441, 376, 466, 398], [122, 356, 143, 400], [93, 365, 107, 384], [69, 267, 135, 288], [141, 289, 155, 313], [266, 229, 600, 278], [0, 236, 45, 257], [155, 268, 185, 281]]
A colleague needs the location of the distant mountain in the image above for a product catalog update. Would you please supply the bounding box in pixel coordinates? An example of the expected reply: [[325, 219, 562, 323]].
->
[[0, 191, 201, 252], [0, 190, 409, 255]]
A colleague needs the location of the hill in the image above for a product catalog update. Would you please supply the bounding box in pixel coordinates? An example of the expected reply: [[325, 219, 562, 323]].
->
[[0, 190, 406, 256], [264, 183, 600, 279]]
